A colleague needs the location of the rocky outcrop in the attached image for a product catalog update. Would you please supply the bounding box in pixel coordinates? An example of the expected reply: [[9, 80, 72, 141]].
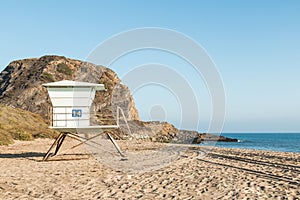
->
[[193, 133, 238, 143], [0, 55, 139, 124], [114, 121, 237, 144], [0, 55, 237, 144]]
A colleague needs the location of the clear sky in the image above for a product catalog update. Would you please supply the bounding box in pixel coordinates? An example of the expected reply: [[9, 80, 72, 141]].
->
[[0, 0, 299, 133]]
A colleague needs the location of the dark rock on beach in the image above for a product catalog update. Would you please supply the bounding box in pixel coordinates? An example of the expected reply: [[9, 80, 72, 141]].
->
[[193, 133, 238, 143]]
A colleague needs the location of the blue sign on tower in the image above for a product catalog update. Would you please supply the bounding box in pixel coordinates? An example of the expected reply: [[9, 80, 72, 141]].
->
[[72, 109, 82, 117]]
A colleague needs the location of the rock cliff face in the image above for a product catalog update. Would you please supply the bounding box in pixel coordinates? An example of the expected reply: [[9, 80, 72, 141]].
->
[[0, 56, 139, 124], [0, 55, 236, 144]]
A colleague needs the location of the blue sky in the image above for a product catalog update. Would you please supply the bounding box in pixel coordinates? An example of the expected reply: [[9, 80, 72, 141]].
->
[[0, 0, 299, 132]]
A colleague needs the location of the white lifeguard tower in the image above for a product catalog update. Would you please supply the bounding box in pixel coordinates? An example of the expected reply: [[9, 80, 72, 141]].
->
[[42, 80, 126, 161]]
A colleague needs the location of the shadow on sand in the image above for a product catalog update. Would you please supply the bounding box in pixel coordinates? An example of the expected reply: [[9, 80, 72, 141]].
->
[[0, 152, 45, 159], [0, 152, 91, 161]]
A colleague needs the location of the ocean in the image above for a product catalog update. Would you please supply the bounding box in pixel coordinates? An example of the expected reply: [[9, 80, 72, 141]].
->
[[199, 133, 300, 153]]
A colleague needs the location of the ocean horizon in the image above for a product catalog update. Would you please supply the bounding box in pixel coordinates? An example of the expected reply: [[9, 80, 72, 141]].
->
[[198, 133, 300, 153]]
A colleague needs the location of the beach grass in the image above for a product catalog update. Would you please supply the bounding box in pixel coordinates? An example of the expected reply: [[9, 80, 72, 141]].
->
[[0, 105, 58, 145]]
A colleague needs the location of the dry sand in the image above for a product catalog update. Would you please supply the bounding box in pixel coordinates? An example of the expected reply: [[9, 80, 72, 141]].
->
[[0, 138, 299, 200]]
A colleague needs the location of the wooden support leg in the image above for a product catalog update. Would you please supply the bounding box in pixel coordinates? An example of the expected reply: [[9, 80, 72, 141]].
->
[[42, 132, 64, 161], [53, 133, 67, 156], [43, 131, 127, 161], [107, 133, 126, 158]]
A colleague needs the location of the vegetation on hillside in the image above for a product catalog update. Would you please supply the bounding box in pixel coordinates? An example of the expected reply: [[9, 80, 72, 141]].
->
[[56, 63, 72, 75], [0, 105, 58, 145], [41, 72, 56, 82]]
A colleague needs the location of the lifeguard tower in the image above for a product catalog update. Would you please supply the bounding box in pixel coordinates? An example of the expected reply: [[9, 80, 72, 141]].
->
[[42, 80, 126, 161]]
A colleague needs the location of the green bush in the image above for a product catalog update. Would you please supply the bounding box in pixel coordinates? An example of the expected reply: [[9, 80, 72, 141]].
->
[[12, 129, 34, 141], [57, 63, 72, 75], [34, 130, 58, 139], [41, 72, 55, 82]]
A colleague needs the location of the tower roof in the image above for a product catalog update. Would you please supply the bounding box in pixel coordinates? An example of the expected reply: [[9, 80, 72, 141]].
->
[[43, 80, 105, 90]]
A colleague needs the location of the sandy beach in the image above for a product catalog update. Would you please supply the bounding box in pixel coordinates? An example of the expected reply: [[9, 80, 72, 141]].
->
[[0, 138, 299, 200]]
